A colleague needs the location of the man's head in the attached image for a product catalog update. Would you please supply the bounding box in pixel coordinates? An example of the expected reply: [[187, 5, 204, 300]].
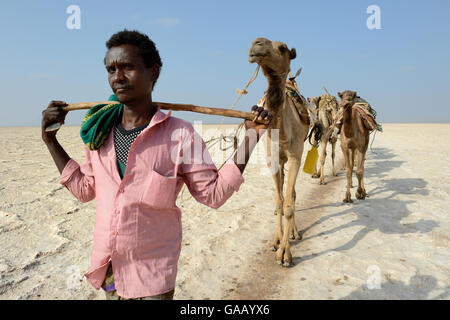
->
[[104, 29, 162, 104]]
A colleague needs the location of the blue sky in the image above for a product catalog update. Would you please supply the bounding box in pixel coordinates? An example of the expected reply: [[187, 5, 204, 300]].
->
[[1, 0, 449, 126]]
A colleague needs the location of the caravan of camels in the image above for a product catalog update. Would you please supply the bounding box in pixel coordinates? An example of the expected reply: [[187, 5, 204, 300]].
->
[[38, 36, 381, 270], [247, 37, 380, 267]]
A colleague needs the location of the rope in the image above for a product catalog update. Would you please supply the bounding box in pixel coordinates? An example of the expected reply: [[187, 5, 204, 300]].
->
[[369, 128, 378, 154], [178, 66, 261, 202], [220, 65, 260, 124]]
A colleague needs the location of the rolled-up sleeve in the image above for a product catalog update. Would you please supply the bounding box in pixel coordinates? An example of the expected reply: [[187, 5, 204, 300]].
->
[[60, 146, 96, 203], [180, 127, 244, 209]]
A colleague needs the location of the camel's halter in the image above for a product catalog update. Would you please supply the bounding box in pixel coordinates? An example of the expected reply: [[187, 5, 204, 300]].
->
[[178, 65, 261, 201]]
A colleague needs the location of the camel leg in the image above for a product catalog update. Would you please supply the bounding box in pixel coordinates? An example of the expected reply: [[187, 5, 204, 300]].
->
[[273, 161, 285, 215], [311, 156, 319, 178], [331, 140, 337, 176], [319, 138, 328, 185], [350, 149, 355, 188], [342, 148, 353, 203], [284, 158, 300, 243], [339, 138, 346, 171], [276, 157, 301, 266], [271, 162, 285, 251], [277, 214, 294, 267], [355, 150, 367, 200], [289, 188, 301, 240], [272, 200, 283, 252]]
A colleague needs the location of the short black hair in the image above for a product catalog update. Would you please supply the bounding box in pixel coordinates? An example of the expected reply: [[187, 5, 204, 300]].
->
[[105, 29, 163, 88]]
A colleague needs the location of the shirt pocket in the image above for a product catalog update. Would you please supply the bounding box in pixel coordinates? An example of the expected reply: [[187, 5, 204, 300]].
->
[[140, 169, 177, 209]]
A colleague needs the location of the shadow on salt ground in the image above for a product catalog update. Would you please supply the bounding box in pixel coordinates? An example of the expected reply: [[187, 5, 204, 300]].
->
[[340, 274, 450, 300], [363, 147, 404, 179], [290, 147, 439, 266]]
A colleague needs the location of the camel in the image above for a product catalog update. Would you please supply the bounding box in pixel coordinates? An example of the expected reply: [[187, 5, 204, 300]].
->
[[307, 94, 340, 185], [248, 37, 310, 267], [337, 90, 370, 203]]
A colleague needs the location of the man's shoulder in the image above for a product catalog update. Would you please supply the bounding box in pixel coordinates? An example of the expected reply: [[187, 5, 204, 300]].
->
[[165, 115, 195, 133]]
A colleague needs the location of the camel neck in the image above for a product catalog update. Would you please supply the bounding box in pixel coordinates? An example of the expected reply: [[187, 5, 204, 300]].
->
[[343, 105, 354, 138], [265, 75, 286, 113]]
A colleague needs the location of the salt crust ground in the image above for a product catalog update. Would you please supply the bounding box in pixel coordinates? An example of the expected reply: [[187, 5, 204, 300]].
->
[[0, 123, 448, 300]]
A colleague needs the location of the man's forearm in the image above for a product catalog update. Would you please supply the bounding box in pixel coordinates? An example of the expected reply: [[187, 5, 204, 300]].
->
[[233, 135, 260, 174], [44, 138, 71, 174]]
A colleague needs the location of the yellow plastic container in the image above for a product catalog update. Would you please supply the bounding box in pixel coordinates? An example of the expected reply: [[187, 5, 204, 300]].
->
[[303, 146, 318, 174]]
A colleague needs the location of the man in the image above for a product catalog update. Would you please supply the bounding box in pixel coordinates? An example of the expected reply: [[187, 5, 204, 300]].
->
[[41, 29, 271, 300]]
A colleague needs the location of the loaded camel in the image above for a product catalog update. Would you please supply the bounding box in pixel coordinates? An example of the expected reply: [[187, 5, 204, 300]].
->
[[337, 90, 370, 203], [307, 94, 340, 185], [248, 37, 310, 267]]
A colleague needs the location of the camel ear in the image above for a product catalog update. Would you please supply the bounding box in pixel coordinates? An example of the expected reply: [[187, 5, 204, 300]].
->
[[289, 48, 297, 60], [338, 92, 343, 99], [317, 96, 321, 103]]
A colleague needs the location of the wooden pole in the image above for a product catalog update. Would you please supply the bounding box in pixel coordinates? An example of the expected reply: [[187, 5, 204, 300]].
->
[[61, 101, 269, 124]]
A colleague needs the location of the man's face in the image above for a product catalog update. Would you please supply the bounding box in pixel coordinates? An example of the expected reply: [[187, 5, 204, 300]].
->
[[105, 44, 156, 104]]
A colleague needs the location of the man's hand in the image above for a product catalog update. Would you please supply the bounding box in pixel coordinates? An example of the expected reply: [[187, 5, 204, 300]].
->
[[245, 105, 273, 137], [234, 105, 273, 174], [41, 100, 68, 144], [41, 100, 71, 173]]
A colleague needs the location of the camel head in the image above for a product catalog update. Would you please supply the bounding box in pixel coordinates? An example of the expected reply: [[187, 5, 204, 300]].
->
[[319, 94, 339, 113], [248, 37, 296, 80], [338, 90, 357, 109]]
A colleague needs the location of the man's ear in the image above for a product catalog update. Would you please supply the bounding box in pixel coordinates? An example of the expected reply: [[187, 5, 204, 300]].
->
[[289, 48, 297, 60], [149, 64, 160, 80]]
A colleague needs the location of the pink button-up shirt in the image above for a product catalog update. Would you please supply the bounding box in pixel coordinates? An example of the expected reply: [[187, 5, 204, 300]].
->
[[60, 108, 244, 298]]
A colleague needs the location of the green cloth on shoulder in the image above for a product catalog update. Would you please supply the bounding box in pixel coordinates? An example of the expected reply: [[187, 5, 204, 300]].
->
[[80, 95, 123, 150]]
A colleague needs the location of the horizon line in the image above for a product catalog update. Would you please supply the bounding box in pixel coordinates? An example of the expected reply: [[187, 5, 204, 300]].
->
[[1, 122, 450, 128]]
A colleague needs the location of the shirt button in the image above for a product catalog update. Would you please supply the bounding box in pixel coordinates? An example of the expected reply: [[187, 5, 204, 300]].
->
[[115, 209, 120, 215], [114, 231, 118, 236], [113, 250, 118, 255], [119, 188, 124, 193]]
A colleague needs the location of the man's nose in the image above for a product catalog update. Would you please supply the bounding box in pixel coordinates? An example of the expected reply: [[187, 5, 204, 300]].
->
[[112, 69, 126, 82]]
